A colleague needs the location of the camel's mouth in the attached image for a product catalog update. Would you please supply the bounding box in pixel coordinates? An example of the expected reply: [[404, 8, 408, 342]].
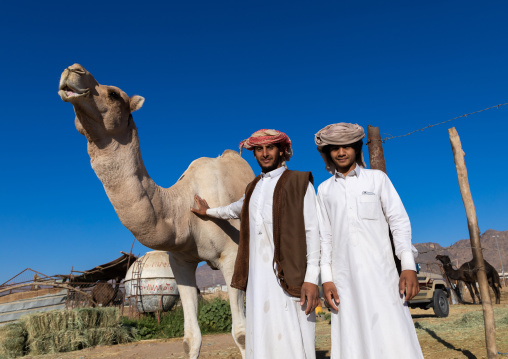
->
[[58, 83, 89, 102]]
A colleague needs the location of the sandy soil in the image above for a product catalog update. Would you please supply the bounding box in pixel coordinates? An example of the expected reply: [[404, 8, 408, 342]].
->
[[23, 287, 508, 359]]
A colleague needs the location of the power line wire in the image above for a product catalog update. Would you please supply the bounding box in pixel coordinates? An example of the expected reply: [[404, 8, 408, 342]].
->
[[372, 102, 508, 143], [417, 246, 497, 255]]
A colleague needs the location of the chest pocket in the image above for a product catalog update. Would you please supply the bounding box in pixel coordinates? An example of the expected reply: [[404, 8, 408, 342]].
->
[[357, 194, 381, 220]]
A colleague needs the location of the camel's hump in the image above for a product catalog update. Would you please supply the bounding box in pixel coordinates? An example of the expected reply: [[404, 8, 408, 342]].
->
[[176, 149, 250, 182], [218, 149, 241, 158]]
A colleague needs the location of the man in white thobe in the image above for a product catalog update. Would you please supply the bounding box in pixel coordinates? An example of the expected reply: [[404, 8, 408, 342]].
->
[[314, 123, 424, 358], [192, 129, 320, 359]]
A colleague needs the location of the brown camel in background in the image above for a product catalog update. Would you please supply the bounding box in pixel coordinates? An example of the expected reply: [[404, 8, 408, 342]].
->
[[436, 254, 501, 304], [91, 282, 119, 307]]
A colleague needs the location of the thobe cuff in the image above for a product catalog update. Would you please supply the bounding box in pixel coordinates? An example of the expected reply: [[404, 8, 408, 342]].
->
[[206, 208, 220, 218], [400, 250, 417, 272], [303, 265, 320, 285], [320, 266, 333, 284]]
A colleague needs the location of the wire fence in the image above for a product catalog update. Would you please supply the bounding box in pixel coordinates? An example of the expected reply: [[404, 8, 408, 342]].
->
[[0, 275, 126, 309], [417, 245, 504, 256], [366, 102, 508, 143], [363, 100, 508, 287]]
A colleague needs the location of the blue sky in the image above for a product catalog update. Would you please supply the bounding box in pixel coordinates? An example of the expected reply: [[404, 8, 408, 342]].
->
[[1, 1, 507, 284]]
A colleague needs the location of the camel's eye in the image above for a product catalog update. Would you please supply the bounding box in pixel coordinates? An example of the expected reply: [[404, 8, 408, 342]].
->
[[108, 91, 120, 100]]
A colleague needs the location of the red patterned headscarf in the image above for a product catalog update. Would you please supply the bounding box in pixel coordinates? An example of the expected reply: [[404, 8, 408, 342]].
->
[[239, 129, 293, 162]]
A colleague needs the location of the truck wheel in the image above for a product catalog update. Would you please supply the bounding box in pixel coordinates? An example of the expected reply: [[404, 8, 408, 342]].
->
[[433, 289, 449, 317]]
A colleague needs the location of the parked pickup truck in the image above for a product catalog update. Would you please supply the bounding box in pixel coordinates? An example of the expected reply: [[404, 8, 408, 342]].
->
[[407, 270, 451, 317]]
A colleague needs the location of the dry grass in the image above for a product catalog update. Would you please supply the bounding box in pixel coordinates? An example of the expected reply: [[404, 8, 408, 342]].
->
[[23, 307, 120, 337], [0, 322, 27, 358], [413, 306, 508, 358], [411, 286, 508, 358], [0, 308, 134, 358], [27, 326, 132, 356]]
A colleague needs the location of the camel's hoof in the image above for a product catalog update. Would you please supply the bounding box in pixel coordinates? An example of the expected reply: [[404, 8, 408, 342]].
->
[[183, 340, 190, 354], [237, 334, 245, 346]]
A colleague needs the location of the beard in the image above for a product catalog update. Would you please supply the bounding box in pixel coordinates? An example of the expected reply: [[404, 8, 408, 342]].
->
[[257, 160, 280, 173], [256, 151, 282, 173]]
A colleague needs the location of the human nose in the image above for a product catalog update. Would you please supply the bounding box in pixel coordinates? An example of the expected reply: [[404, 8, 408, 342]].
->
[[337, 147, 346, 155], [262, 148, 269, 157]]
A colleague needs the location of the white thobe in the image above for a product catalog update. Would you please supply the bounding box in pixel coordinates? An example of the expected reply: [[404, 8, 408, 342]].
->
[[317, 165, 423, 359], [207, 166, 320, 359]]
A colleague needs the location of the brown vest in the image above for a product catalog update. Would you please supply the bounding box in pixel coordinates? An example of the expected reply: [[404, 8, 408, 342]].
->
[[230, 170, 313, 297]]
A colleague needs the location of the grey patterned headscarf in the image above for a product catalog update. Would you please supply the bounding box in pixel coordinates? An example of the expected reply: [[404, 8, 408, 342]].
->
[[315, 123, 366, 174]]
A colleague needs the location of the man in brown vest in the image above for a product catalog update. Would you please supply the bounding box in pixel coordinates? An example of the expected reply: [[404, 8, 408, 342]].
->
[[192, 129, 320, 359]]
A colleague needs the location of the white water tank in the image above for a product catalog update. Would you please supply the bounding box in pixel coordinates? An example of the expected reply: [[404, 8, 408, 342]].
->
[[124, 251, 179, 312]]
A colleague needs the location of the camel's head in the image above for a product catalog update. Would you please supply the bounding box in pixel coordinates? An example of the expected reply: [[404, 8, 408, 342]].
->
[[436, 254, 451, 265], [58, 64, 144, 143]]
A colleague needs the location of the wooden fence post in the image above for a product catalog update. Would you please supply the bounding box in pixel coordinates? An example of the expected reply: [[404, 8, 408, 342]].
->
[[367, 126, 386, 173], [367, 125, 401, 274], [448, 127, 497, 358]]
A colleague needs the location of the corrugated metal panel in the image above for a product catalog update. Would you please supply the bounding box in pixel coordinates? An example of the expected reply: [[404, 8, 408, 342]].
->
[[0, 290, 67, 326]]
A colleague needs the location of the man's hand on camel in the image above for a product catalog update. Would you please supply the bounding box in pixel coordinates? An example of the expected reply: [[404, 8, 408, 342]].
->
[[399, 270, 420, 301], [191, 195, 210, 216]]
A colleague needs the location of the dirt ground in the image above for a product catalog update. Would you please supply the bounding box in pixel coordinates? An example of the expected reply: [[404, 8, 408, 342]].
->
[[22, 287, 508, 359]]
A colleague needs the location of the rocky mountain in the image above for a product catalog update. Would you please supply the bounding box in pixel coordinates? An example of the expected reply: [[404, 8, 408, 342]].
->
[[415, 229, 507, 275], [196, 229, 508, 289]]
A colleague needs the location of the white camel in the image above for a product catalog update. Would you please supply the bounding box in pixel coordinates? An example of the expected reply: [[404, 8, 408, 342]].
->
[[58, 64, 254, 358]]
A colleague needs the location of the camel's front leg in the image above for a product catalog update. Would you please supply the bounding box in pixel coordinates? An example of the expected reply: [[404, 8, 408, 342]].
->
[[472, 282, 482, 304], [464, 282, 477, 304], [168, 254, 201, 358], [219, 250, 246, 359], [451, 283, 464, 304]]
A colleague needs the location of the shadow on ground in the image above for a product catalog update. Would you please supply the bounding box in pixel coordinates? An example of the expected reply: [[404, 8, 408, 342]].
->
[[316, 350, 330, 359], [412, 313, 438, 319], [414, 323, 477, 359]]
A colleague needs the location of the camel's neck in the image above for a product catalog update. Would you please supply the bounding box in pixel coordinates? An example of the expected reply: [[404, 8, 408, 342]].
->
[[442, 263, 461, 280], [87, 127, 182, 249]]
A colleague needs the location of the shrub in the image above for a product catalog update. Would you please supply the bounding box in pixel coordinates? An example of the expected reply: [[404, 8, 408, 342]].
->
[[121, 307, 186, 340], [122, 298, 233, 340], [160, 306, 185, 338], [198, 298, 232, 334], [122, 314, 159, 340]]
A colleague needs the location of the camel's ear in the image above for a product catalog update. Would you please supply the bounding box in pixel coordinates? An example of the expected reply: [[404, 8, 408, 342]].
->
[[130, 95, 145, 113]]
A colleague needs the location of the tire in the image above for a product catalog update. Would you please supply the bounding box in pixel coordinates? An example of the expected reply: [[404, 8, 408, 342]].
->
[[432, 289, 449, 317]]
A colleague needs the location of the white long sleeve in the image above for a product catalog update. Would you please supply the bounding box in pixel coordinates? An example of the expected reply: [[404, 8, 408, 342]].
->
[[316, 190, 334, 283], [206, 195, 244, 220], [303, 182, 321, 285], [377, 173, 417, 271]]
